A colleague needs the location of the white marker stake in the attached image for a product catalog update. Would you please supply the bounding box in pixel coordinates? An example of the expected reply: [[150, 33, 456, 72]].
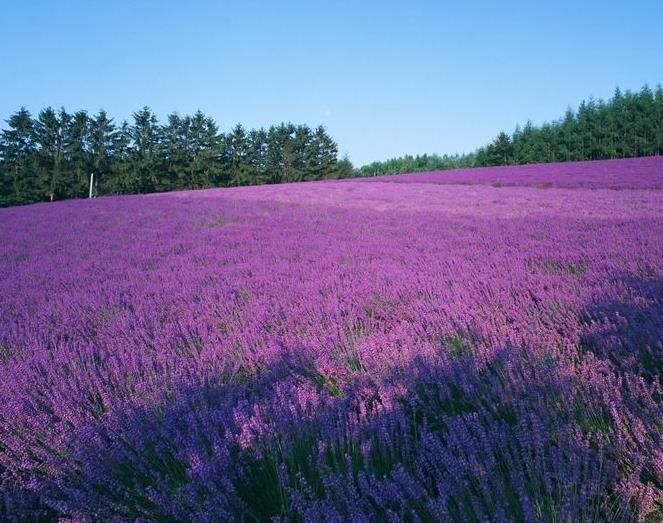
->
[[89, 173, 94, 199]]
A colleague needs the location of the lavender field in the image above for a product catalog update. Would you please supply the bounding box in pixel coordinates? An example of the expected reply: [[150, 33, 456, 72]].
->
[[1, 157, 662, 522]]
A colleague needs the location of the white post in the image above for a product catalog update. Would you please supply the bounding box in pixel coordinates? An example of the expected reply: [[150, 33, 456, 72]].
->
[[89, 173, 94, 199]]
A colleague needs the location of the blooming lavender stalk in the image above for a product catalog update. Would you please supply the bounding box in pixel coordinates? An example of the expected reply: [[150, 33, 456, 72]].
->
[[0, 157, 661, 521]]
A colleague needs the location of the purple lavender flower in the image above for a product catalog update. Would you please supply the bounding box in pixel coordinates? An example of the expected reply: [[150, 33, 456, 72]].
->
[[1, 157, 662, 521]]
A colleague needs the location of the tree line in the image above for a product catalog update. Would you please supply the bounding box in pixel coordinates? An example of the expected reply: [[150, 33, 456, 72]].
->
[[359, 84, 663, 176], [0, 107, 353, 206], [2, 84, 663, 206]]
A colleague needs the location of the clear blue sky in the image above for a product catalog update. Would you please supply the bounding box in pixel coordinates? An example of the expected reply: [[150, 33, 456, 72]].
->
[[1, 1, 661, 166]]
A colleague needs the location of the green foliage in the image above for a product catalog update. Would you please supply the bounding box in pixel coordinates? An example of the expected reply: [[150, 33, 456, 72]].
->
[[226, 123, 251, 186], [358, 152, 475, 177], [34, 107, 72, 201], [0, 108, 351, 205], [2, 84, 661, 206], [0, 107, 38, 204], [475, 85, 663, 166], [359, 84, 663, 175], [88, 110, 118, 195], [480, 131, 514, 166]]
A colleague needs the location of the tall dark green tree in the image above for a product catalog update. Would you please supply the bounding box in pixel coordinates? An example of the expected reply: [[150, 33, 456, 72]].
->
[[88, 110, 117, 195], [335, 155, 355, 179], [265, 123, 297, 184], [557, 109, 576, 162], [65, 111, 91, 197], [310, 126, 339, 180], [655, 85, 663, 155], [636, 85, 656, 156], [187, 111, 221, 189], [34, 107, 72, 201], [0, 108, 37, 204], [480, 131, 513, 166], [162, 113, 189, 190], [128, 107, 163, 193], [226, 123, 251, 186], [248, 128, 269, 184], [105, 121, 134, 194]]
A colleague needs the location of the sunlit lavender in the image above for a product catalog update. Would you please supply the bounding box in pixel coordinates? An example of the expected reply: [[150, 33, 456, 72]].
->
[[1, 157, 662, 521]]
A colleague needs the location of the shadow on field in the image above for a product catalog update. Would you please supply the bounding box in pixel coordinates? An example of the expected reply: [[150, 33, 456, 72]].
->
[[0, 483, 56, 522], [578, 274, 663, 380], [4, 273, 663, 522], [6, 336, 661, 523]]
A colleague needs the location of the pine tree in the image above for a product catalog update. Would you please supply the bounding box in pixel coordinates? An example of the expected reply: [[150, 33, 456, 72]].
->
[[248, 128, 269, 185], [636, 85, 656, 156], [265, 123, 298, 184], [162, 112, 188, 190], [335, 155, 354, 179], [66, 111, 91, 198], [34, 107, 72, 201], [128, 107, 163, 192], [485, 132, 513, 165], [106, 121, 133, 194], [226, 123, 251, 186], [655, 84, 663, 155], [312, 126, 338, 179], [193, 112, 222, 188], [292, 125, 314, 181], [88, 110, 117, 195], [0, 108, 37, 204]]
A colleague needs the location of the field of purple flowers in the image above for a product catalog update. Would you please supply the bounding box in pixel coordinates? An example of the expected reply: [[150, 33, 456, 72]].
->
[[1, 157, 662, 522]]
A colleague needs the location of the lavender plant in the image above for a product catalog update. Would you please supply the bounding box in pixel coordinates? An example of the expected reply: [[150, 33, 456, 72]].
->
[[1, 157, 662, 521]]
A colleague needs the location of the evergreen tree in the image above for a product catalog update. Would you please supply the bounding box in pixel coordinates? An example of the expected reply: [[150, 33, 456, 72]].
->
[[88, 110, 117, 195], [34, 107, 72, 201], [0, 108, 351, 206], [292, 125, 314, 182], [311, 126, 339, 179], [558, 109, 576, 162], [189, 111, 222, 189], [226, 123, 251, 186], [0, 108, 37, 204], [655, 84, 663, 155], [66, 111, 91, 198], [483, 132, 513, 166], [162, 112, 189, 191], [106, 121, 134, 194], [362, 84, 663, 177], [248, 128, 269, 184], [265, 123, 298, 184], [128, 107, 162, 193], [335, 155, 354, 179], [636, 85, 656, 156]]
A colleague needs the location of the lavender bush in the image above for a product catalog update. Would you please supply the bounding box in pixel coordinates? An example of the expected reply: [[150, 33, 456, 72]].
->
[[1, 157, 662, 521]]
